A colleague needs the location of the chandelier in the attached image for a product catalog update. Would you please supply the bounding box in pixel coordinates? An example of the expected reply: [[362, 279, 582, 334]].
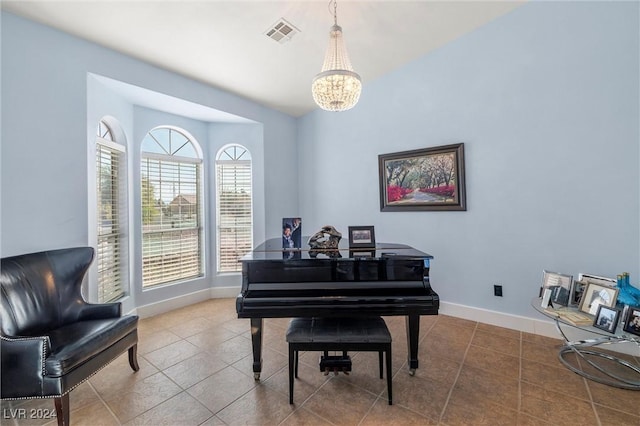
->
[[312, 0, 362, 112]]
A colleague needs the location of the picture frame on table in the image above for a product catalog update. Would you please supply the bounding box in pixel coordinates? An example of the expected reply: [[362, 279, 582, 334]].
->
[[578, 283, 619, 316], [541, 270, 573, 307], [577, 273, 617, 287], [378, 143, 466, 211], [622, 306, 640, 336], [348, 226, 376, 249], [569, 280, 587, 306], [593, 305, 621, 333]]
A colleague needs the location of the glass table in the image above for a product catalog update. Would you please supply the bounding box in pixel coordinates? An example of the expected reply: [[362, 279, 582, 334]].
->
[[532, 298, 640, 390]]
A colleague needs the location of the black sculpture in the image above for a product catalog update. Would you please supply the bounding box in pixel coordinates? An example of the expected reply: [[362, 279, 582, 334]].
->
[[308, 225, 342, 258]]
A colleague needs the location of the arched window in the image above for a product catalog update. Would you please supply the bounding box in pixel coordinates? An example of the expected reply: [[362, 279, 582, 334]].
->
[[140, 127, 204, 287], [96, 119, 128, 302], [216, 145, 252, 272]]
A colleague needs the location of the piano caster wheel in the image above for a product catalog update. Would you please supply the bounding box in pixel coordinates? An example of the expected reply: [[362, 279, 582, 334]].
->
[[254, 373, 261, 381], [409, 368, 416, 376]]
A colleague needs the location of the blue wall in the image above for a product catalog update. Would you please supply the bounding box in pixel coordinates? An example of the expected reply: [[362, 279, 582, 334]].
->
[[1, 12, 297, 308], [1, 2, 638, 320], [297, 1, 640, 318]]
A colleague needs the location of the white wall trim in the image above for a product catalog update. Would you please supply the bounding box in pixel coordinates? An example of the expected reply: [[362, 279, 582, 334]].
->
[[440, 301, 557, 338], [440, 301, 639, 356], [210, 286, 241, 299], [136, 287, 238, 318], [135, 292, 557, 336], [134, 293, 638, 357]]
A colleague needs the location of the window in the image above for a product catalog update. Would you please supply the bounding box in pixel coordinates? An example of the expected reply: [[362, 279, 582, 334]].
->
[[141, 127, 203, 287], [96, 120, 128, 302], [216, 145, 252, 272]]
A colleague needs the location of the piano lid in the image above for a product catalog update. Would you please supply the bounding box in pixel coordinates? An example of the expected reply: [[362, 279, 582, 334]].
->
[[241, 237, 433, 262]]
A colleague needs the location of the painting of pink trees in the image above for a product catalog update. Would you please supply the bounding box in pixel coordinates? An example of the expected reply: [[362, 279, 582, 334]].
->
[[379, 143, 466, 211]]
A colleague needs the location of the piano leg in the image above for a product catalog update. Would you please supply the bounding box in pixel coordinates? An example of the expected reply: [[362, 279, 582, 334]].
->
[[250, 317, 263, 380], [406, 314, 420, 375]]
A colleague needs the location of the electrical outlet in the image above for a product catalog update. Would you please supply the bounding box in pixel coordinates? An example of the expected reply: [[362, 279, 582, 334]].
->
[[494, 285, 503, 297]]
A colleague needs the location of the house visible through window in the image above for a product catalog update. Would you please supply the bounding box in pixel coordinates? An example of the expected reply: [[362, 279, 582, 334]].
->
[[96, 119, 127, 302], [216, 145, 253, 273], [141, 127, 203, 287]]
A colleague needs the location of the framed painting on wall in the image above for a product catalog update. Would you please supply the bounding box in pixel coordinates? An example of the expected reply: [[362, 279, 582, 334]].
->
[[378, 143, 466, 211]]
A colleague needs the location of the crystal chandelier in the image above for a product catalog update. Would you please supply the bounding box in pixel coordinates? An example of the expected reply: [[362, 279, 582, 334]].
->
[[312, 0, 362, 112]]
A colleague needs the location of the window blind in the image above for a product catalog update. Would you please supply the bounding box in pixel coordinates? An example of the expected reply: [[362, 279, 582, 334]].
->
[[96, 140, 126, 303], [216, 159, 252, 272], [141, 156, 203, 287]]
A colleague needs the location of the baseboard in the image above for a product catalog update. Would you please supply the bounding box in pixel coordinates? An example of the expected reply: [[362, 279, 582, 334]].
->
[[136, 287, 239, 319], [440, 301, 558, 339], [135, 291, 637, 356], [210, 286, 240, 299], [135, 292, 559, 339], [440, 301, 639, 356]]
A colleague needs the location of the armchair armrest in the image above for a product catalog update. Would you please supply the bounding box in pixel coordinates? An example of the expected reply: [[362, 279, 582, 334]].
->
[[77, 302, 122, 321], [1, 335, 50, 398]]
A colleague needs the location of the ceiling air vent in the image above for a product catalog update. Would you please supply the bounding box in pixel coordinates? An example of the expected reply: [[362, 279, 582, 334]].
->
[[265, 18, 299, 44]]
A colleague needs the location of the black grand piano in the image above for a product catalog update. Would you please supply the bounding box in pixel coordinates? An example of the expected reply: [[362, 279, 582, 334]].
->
[[236, 238, 439, 379]]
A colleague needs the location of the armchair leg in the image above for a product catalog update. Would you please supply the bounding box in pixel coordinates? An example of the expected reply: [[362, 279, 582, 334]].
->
[[128, 344, 140, 372], [54, 394, 70, 426]]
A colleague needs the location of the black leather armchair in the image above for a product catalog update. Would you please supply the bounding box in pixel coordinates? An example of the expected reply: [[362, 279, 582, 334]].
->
[[1, 247, 139, 426]]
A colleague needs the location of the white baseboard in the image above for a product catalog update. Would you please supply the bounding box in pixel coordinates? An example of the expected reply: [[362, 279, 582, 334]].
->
[[135, 292, 638, 357], [441, 301, 639, 356], [136, 286, 239, 318], [440, 301, 558, 339], [135, 292, 558, 337], [210, 286, 240, 299]]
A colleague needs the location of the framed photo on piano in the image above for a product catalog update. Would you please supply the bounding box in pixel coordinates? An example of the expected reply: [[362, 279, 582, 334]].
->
[[378, 143, 466, 211], [348, 226, 376, 249]]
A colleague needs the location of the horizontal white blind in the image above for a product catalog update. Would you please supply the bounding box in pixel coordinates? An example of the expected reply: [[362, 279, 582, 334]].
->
[[96, 141, 126, 303], [141, 156, 202, 287], [217, 160, 252, 272]]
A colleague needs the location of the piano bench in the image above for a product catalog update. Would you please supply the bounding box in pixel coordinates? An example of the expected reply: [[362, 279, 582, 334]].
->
[[285, 316, 392, 405]]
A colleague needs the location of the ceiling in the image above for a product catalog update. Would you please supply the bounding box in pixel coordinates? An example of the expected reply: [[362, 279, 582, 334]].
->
[[2, 1, 525, 117]]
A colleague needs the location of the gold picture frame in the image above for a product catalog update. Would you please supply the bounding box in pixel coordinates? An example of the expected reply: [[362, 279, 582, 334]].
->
[[578, 283, 619, 316]]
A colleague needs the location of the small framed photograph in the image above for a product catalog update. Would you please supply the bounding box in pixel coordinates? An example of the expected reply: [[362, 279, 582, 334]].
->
[[623, 306, 640, 336], [541, 270, 573, 307], [577, 273, 616, 287], [579, 283, 619, 315], [348, 226, 376, 249], [569, 280, 587, 306], [593, 305, 621, 333], [282, 217, 302, 250]]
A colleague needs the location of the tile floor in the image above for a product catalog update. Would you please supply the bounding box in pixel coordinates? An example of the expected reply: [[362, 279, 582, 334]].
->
[[2, 298, 639, 425]]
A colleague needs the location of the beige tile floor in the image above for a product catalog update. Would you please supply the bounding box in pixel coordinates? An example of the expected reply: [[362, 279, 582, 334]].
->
[[3, 298, 639, 425]]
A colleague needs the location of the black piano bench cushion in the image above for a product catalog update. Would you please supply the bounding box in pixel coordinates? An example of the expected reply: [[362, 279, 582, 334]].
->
[[1, 247, 139, 426], [286, 316, 392, 405], [286, 317, 392, 344]]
